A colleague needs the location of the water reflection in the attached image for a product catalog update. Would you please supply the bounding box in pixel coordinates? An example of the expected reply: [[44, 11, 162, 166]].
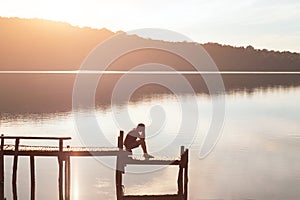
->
[[0, 86, 299, 199], [0, 73, 299, 113]]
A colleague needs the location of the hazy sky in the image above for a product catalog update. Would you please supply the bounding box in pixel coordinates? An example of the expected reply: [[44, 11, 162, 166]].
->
[[0, 0, 299, 52]]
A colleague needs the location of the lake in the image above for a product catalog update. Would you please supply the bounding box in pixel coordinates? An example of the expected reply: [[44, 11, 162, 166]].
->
[[0, 73, 300, 199]]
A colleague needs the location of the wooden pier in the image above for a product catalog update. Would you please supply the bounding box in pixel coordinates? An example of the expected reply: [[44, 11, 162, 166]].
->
[[116, 132, 189, 200], [0, 132, 189, 200]]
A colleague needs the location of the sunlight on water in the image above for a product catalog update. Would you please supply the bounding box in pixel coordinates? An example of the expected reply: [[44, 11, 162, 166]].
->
[[0, 86, 299, 199]]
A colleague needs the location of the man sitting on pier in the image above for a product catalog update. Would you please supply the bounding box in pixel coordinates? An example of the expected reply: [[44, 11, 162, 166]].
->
[[124, 123, 154, 159]]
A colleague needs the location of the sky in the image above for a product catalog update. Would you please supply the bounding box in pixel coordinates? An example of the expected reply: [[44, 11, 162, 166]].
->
[[0, 0, 299, 52]]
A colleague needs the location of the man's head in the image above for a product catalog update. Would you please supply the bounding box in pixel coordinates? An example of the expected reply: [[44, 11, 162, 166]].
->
[[136, 123, 145, 132], [137, 123, 145, 127]]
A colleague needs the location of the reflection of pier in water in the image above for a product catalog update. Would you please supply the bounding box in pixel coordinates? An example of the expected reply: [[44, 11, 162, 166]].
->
[[0, 132, 189, 200]]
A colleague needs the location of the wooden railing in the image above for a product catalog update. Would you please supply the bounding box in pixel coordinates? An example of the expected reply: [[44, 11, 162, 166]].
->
[[0, 135, 71, 200]]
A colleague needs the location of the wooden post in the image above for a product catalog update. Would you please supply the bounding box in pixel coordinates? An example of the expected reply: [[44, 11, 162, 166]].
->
[[12, 138, 20, 200], [30, 156, 35, 200], [177, 146, 184, 196], [58, 139, 63, 200], [118, 131, 124, 150], [64, 159, 67, 200], [183, 149, 189, 200], [64, 156, 70, 200], [116, 169, 122, 200], [0, 136, 4, 200], [116, 131, 124, 200], [67, 156, 71, 200]]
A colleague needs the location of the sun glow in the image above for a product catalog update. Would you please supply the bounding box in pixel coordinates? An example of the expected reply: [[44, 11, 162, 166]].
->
[[31, 1, 85, 27], [1, 0, 93, 28], [0, 0, 135, 32]]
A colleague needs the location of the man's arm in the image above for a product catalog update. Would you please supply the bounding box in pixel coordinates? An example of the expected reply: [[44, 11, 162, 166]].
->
[[140, 129, 145, 139]]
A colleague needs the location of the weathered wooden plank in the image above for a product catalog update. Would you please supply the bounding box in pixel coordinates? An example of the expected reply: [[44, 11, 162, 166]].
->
[[123, 158, 180, 166], [67, 151, 120, 157], [0, 136, 71, 140], [1, 150, 120, 157], [123, 194, 181, 200]]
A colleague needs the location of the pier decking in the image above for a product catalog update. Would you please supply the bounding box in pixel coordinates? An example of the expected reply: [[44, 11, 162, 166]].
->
[[0, 132, 188, 200]]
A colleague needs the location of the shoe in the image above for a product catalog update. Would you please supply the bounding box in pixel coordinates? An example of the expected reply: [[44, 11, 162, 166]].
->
[[125, 148, 132, 156], [143, 153, 154, 159], [125, 148, 132, 153]]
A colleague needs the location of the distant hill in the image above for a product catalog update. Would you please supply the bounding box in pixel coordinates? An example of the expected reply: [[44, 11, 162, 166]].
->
[[0, 17, 114, 70], [0, 17, 299, 71], [203, 43, 300, 71]]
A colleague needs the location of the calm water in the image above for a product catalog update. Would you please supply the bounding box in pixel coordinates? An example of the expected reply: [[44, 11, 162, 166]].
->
[[0, 86, 300, 199]]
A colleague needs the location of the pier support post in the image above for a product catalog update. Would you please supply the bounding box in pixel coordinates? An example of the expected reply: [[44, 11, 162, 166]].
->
[[64, 156, 71, 200], [117, 131, 124, 151], [0, 136, 4, 200], [116, 131, 124, 200], [183, 149, 189, 200], [177, 146, 184, 197], [12, 138, 19, 200], [30, 156, 35, 200], [58, 139, 63, 200]]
